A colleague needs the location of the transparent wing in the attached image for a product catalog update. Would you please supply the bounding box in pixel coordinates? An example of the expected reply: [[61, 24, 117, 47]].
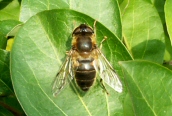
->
[[94, 49, 122, 93], [52, 53, 74, 96]]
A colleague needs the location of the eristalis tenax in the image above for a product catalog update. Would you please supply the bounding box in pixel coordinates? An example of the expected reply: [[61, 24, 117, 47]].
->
[[52, 22, 122, 96]]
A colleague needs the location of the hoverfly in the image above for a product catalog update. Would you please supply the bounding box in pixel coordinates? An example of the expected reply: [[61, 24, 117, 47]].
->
[[52, 23, 122, 96]]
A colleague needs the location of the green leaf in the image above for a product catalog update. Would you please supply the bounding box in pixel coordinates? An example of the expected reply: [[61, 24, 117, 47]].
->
[[0, 49, 12, 96], [118, 0, 124, 5], [164, 35, 172, 62], [165, 0, 172, 45], [0, 0, 20, 21], [0, 20, 22, 36], [0, 49, 25, 115], [11, 9, 132, 116], [148, 0, 172, 63], [0, 95, 25, 116], [151, 0, 165, 24], [0, 33, 6, 49], [120, 60, 172, 116], [0, 105, 14, 116], [121, 0, 165, 64], [164, 0, 172, 62], [123, 93, 134, 116], [0, 20, 22, 50], [20, 0, 122, 39]]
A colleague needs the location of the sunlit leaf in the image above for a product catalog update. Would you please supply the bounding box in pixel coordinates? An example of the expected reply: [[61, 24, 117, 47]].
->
[[121, 0, 165, 64], [0, 0, 20, 21], [165, 0, 172, 45], [20, 0, 122, 39], [120, 60, 172, 116], [0, 20, 21, 36]]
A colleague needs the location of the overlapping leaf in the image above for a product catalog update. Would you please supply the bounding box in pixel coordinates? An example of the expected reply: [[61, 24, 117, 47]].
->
[[20, 0, 122, 39], [0, 0, 20, 21], [120, 60, 172, 116], [165, 0, 172, 45], [0, 49, 24, 115], [120, 0, 165, 64], [0, 49, 12, 95]]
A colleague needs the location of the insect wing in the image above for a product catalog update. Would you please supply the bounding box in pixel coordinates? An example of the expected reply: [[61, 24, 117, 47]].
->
[[52, 55, 74, 96], [94, 49, 122, 93]]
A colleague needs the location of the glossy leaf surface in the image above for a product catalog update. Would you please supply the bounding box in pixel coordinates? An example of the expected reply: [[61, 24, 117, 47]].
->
[[121, 0, 165, 64], [120, 60, 172, 116], [20, 0, 122, 39]]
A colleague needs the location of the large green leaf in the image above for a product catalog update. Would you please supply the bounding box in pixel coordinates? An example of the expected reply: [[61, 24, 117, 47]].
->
[[120, 0, 165, 64], [11, 9, 132, 115], [120, 60, 172, 116], [20, 0, 122, 39]]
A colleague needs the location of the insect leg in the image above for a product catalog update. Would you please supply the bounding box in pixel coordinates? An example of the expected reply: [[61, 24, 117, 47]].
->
[[100, 79, 109, 95], [99, 36, 107, 50], [93, 20, 97, 30], [93, 20, 97, 39], [93, 20, 107, 49]]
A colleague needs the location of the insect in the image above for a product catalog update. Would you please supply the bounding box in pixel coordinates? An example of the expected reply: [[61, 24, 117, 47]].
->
[[52, 23, 122, 96]]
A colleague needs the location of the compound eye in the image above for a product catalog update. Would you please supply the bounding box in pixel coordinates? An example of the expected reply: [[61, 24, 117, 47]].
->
[[84, 27, 94, 33], [73, 27, 80, 34], [73, 24, 94, 35]]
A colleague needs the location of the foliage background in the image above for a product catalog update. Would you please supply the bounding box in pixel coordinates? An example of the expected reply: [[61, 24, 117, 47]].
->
[[0, 0, 172, 116]]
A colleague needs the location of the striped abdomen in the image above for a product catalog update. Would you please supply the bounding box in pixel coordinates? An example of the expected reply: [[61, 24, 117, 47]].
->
[[75, 59, 96, 91]]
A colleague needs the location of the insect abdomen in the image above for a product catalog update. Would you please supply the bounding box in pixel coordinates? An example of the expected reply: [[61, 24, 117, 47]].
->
[[75, 60, 96, 91]]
